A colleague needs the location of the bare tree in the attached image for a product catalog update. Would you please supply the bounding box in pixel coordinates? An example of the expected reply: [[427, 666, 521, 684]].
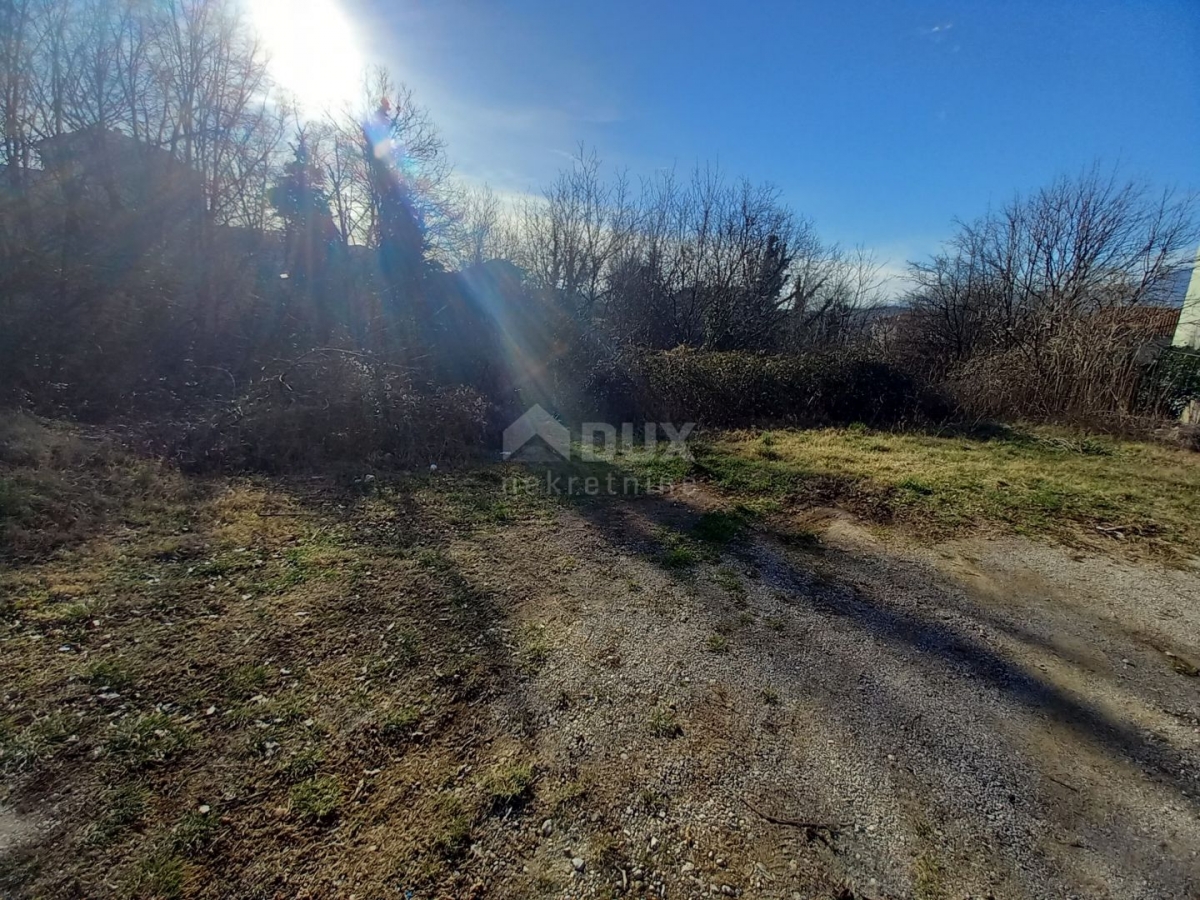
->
[[901, 167, 1199, 418]]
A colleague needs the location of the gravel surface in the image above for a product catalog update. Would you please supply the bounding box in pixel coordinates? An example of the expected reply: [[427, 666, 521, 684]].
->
[[5, 484, 1194, 898], [460, 491, 1200, 899]]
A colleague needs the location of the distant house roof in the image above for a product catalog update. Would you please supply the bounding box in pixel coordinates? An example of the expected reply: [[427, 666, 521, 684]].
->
[[1091, 305, 1181, 338], [34, 125, 204, 214], [36, 126, 175, 168]]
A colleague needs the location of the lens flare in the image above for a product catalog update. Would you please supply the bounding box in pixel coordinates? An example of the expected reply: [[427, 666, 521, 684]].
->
[[247, 0, 366, 115]]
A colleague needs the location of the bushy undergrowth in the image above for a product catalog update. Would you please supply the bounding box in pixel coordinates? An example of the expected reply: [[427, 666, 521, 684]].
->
[[623, 347, 948, 427], [0, 411, 196, 561], [165, 351, 490, 471], [1145, 348, 1200, 419]]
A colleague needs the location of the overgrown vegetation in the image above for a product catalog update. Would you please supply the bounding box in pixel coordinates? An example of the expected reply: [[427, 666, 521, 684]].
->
[[2, 3, 1195, 468]]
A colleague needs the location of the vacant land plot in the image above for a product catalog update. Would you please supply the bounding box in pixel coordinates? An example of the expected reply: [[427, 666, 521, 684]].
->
[[697, 425, 1200, 555], [2, 415, 1198, 899]]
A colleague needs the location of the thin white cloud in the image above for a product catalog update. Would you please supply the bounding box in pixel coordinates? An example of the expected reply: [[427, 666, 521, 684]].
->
[[917, 21, 957, 45]]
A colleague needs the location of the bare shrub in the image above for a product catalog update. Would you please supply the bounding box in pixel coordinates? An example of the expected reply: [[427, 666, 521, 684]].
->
[[900, 167, 1199, 423], [173, 351, 489, 471], [627, 348, 945, 428]]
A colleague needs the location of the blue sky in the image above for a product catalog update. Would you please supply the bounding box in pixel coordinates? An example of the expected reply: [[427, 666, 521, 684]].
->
[[349, 0, 1200, 273]]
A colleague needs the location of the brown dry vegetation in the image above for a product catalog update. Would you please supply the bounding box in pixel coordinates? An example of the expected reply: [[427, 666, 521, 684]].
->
[[1, 416, 556, 898]]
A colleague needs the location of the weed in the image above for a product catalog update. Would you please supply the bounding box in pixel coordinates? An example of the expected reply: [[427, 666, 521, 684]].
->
[[898, 476, 934, 496], [693, 510, 747, 543], [170, 810, 218, 855], [105, 712, 192, 769], [548, 777, 589, 812], [85, 784, 150, 847], [519, 626, 553, 672], [647, 708, 682, 738], [34, 596, 100, 626], [712, 566, 745, 596], [391, 627, 422, 668], [416, 548, 454, 572], [705, 633, 730, 654], [379, 707, 421, 744], [283, 745, 325, 780], [226, 664, 270, 699], [660, 545, 698, 569], [84, 657, 134, 691], [778, 526, 821, 548], [655, 529, 701, 569], [0, 712, 76, 773], [638, 788, 668, 813], [482, 761, 535, 810], [289, 776, 342, 823], [761, 687, 781, 706], [913, 850, 948, 900], [123, 852, 187, 899], [430, 793, 474, 859]]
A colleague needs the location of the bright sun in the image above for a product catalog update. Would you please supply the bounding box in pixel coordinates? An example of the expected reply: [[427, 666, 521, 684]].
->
[[246, 0, 366, 115]]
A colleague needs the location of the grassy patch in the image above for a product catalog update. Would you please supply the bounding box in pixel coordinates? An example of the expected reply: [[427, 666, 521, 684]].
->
[[0, 712, 76, 773], [84, 657, 136, 691], [85, 785, 151, 847], [655, 528, 705, 570], [647, 707, 683, 738], [519, 626, 552, 673], [123, 852, 188, 899], [692, 509, 749, 543], [428, 792, 475, 860], [705, 633, 730, 654], [697, 426, 1200, 553], [225, 663, 271, 699], [0, 418, 560, 896], [289, 775, 342, 823], [378, 707, 422, 744], [0, 412, 197, 563], [712, 566, 746, 597], [105, 712, 192, 769], [482, 761, 535, 810], [170, 810, 219, 855]]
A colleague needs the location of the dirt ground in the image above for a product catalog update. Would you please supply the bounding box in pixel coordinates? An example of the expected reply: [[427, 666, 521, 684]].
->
[[1, 466, 1198, 899], [458, 486, 1200, 899]]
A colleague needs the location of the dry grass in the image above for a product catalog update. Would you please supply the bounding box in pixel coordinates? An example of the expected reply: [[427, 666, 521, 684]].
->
[[0, 414, 553, 898], [697, 424, 1200, 556], [3, 412, 1198, 897], [0, 411, 200, 562]]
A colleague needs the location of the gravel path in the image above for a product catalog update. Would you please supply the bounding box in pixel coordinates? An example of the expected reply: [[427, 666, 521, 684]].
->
[[460, 490, 1200, 899]]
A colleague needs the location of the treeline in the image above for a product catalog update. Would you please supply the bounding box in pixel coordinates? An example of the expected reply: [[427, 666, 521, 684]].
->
[[1, 0, 1197, 468], [897, 171, 1198, 420]]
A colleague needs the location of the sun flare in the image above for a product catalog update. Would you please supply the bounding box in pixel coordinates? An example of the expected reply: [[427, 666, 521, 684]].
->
[[247, 0, 366, 115]]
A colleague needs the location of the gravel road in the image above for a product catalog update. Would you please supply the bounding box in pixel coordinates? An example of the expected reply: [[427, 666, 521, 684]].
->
[[458, 490, 1200, 899]]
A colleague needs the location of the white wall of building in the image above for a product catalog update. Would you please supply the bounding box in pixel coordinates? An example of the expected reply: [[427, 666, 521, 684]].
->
[[1173, 248, 1200, 350]]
